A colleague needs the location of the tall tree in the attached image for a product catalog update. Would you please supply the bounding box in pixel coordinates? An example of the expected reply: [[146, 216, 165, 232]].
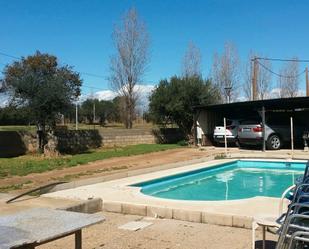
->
[[243, 53, 254, 100], [80, 98, 119, 125], [212, 42, 240, 103], [109, 8, 150, 129], [278, 58, 299, 97], [182, 42, 202, 77], [1, 51, 82, 151], [256, 59, 272, 100]]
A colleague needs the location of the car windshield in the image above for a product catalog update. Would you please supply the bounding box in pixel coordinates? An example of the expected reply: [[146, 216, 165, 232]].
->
[[216, 119, 234, 126], [240, 120, 261, 125]]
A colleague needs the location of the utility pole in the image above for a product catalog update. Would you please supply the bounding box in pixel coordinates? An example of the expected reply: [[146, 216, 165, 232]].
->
[[306, 67, 309, 97], [93, 101, 96, 124], [252, 57, 258, 101], [75, 102, 78, 130]]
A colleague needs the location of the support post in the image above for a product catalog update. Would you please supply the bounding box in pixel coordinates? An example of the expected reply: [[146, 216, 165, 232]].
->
[[291, 117, 294, 158], [193, 111, 198, 146], [75, 102, 78, 131], [306, 67, 309, 97], [262, 106, 266, 152], [224, 117, 227, 156], [93, 102, 96, 124], [75, 230, 82, 249]]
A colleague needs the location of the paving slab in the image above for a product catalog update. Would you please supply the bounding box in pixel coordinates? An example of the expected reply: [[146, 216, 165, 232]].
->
[[118, 221, 153, 231]]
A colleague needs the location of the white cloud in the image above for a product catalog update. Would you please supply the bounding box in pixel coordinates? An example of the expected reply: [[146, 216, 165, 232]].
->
[[268, 88, 305, 99], [93, 90, 117, 101]]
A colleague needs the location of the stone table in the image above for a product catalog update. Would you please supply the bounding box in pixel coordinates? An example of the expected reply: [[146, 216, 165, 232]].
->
[[0, 208, 104, 249]]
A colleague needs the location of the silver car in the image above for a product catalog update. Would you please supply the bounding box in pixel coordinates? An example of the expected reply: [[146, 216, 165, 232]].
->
[[238, 117, 305, 150]]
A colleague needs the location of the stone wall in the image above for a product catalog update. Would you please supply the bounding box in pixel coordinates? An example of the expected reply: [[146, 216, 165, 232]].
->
[[0, 128, 184, 157], [55, 130, 102, 154], [0, 131, 36, 157], [100, 128, 184, 146], [97, 128, 153, 147]]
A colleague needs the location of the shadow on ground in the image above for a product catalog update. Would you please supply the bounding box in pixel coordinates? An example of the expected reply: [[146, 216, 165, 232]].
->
[[255, 240, 277, 249]]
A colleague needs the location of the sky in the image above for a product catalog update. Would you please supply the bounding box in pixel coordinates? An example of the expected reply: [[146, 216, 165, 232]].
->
[[0, 0, 309, 100]]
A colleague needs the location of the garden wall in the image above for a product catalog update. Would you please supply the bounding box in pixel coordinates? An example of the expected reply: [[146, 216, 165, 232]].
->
[[0, 131, 36, 157], [55, 130, 102, 154], [0, 128, 184, 157]]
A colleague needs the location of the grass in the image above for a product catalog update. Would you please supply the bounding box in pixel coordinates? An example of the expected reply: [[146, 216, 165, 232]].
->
[[214, 153, 227, 160], [0, 180, 33, 193], [0, 125, 36, 132], [0, 144, 181, 178]]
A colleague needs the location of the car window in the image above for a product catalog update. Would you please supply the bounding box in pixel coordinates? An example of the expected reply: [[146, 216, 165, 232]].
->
[[216, 119, 234, 126], [240, 120, 260, 125], [226, 120, 233, 126]]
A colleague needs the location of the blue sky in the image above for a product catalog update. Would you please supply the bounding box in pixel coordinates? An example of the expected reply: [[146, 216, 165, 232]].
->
[[0, 0, 308, 96]]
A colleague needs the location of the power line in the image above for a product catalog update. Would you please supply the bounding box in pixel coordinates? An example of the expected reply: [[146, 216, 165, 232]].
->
[[79, 72, 107, 79], [0, 52, 20, 60], [257, 61, 306, 78], [0, 50, 108, 79], [82, 85, 110, 91], [255, 57, 309, 63]]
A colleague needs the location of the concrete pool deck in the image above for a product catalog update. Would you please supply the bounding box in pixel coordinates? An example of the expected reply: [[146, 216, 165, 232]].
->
[[44, 158, 303, 229]]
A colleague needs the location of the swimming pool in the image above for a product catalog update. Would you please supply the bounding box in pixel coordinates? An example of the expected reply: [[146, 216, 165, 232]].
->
[[133, 160, 306, 201]]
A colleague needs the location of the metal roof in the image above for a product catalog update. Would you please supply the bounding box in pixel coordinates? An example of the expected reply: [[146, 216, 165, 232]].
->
[[195, 96, 309, 111]]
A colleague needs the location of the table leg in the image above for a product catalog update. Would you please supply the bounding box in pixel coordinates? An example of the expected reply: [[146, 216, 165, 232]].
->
[[75, 229, 82, 249], [262, 226, 266, 249], [252, 221, 258, 249]]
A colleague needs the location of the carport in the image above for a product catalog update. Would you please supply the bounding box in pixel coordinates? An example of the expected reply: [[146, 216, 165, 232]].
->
[[194, 96, 309, 150]]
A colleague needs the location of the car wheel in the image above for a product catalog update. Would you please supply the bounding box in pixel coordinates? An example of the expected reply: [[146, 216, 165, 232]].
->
[[267, 134, 281, 150]]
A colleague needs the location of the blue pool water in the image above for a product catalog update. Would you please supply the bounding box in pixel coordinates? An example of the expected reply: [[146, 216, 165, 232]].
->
[[132, 160, 306, 201]]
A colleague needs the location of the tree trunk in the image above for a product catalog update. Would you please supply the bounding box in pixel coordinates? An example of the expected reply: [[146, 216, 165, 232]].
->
[[37, 123, 46, 153]]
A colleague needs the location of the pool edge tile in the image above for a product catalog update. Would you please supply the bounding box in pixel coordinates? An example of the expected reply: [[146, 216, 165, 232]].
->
[[172, 209, 202, 223], [202, 212, 233, 226]]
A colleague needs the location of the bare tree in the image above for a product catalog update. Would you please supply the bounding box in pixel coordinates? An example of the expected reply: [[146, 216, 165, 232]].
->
[[257, 59, 272, 100], [182, 42, 202, 77], [212, 42, 240, 103], [109, 8, 149, 128], [278, 58, 299, 98], [243, 53, 253, 100]]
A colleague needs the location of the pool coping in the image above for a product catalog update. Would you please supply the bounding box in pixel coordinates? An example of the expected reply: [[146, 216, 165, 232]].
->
[[45, 158, 307, 229]]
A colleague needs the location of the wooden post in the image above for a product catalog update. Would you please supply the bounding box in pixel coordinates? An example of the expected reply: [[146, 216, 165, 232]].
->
[[193, 111, 198, 146], [306, 67, 309, 97], [252, 57, 258, 100], [75, 230, 82, 249], [224, 117, 227, 156], [75, 102, 78, 130], [291, 117, 294, 158], [262, 106, 266, 152]]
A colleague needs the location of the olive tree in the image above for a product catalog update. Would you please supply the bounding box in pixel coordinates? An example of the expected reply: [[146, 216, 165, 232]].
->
[[1, 51, 82, 152]]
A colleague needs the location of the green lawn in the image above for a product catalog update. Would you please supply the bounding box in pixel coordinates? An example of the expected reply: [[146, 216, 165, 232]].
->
[[0, 144, 181, 178], [0, 125, 36, 132]]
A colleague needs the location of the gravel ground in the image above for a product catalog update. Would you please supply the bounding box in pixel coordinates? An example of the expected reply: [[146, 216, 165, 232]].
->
[[39, 211, 278, 249]]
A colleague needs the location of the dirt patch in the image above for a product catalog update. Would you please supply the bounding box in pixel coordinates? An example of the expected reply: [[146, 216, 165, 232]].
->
[[38, 211, 278, 249], [1, 147, 232, 193]]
